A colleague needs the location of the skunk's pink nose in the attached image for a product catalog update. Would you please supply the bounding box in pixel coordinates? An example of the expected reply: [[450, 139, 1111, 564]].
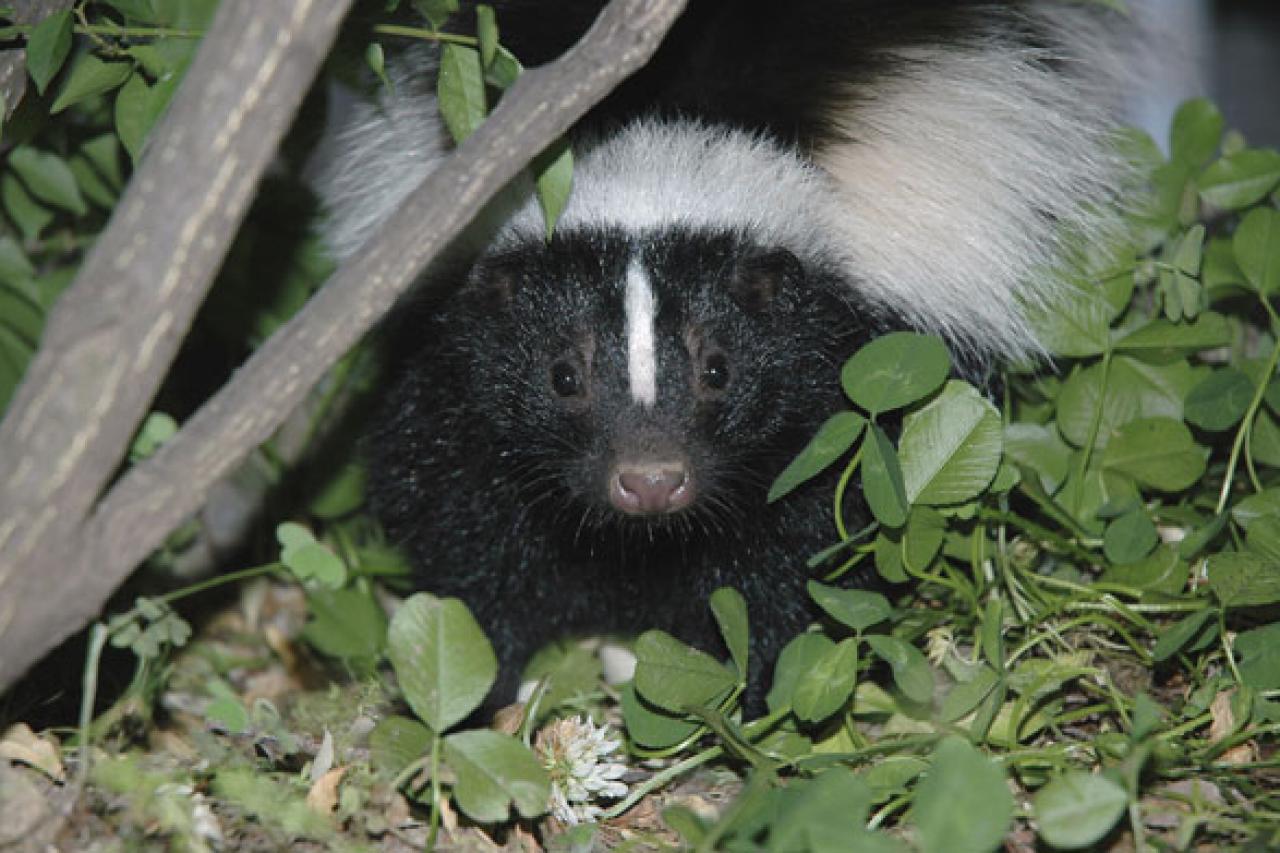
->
[[609, 462, 694, 515]]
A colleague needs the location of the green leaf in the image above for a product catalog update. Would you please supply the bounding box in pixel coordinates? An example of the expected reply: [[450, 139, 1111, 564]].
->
[[1184, 368, 1254, 432], [387, 593, 497, 732], [840, 332, 950, 417], [443, 729, 550, 822], [67, 154, 116, 208], [767, 769, 874, 851], [102, 0, 159, 24], [533, 138, 573, 238], [620, 681, 700, 748], [521, 643, 601, 721], [1033, 771, 1128, 850], [940, 665, 1000, 723], [50, 53, 132, 114], [1199, 148, 1280, 210], [1113, 313, 1231, 360], [709, 587, 749, 679], [770, 411, 865, 502], [1152, 609, 1216, 662], [81, 134, 124, 189], [807, 582, 893, 633], [1004, 423, 1072, 493], [981, 597, 1005, 667], [308, 462, 366, 519], [1026, 285, 1112, 358], [1172, 224, 1205, 275], [283, 541, 347, 588], [1208, 552, 1280, 608], [128, 411, 176, 459], [1232, 489, 1280, 530], [415, 0, 459, 29], [792, 638, 859, 722], [901, 506, 946, 572], [1169, 98, 1223, 169], [633, 630, 736, 713], [1056, 357, 1203, 451], [125, 44, 176, 78], [0, 236, 34, 284], [1102, 508, 1159, 565], [767, 632, 835, 713], [864, 635, 933, 704], [862, 422, 908, 526], [1101, 417, 1206, 493], [437, 43, 486, 144], [2, 174, 53, 242], [368, 716, 432, 775], [205, 695, 250, 734], [476, 4, 498, 67], [1233, 207, 1280, 294], [302, 584, 387, 668], [365, 42, 390, 91], [914, 736, 1013, 853], [0, 288, 42, 347], [484, 45, 522, 90], [1235, 623, 1280, 691], [899, 381, 1002, 505], [1177, 512, 1227, 560], [8, 146, 87, 215], [1102, 543, 1185, 595], [25, 10, 73, 95], [115, 72, 174, 162]]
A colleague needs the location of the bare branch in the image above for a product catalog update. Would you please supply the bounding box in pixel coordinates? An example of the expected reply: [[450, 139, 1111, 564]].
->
[[0, 0, 354, 691], [0, 0, 74, 119]]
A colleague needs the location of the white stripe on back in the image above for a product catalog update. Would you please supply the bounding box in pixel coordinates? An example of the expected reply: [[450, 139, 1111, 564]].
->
[[624, 259, 658, 407]]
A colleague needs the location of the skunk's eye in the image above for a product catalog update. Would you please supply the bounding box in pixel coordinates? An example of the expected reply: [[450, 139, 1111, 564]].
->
[[551, 361, 582, 397], [702, 352, 730, 391]]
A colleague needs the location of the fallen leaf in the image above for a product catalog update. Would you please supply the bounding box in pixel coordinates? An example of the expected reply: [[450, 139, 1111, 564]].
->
[[306, 766, 347, 815], [0, 723, 65, 781]]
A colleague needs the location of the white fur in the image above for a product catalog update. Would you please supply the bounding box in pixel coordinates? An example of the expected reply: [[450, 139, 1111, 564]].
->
[[624, 259, 659, 407], [310, 52, 452, 261], [314, 3, 1151, 362], [814, 2, 1148, 359]]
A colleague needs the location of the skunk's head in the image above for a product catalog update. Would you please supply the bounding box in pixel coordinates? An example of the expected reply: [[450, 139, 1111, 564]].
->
[[453, 226, 870, 530]]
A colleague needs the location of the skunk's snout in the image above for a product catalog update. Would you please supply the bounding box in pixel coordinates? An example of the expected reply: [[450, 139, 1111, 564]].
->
[[608, 460, 694, 515]]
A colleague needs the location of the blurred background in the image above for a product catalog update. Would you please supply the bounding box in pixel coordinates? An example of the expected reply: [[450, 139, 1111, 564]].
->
[[1144, 0, 1280, 146]]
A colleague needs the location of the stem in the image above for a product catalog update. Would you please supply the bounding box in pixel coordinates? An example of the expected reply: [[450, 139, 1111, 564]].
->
[[3, 20, 205, 39], [372, 23, 480, 47], [1215, 321, 1280, 515], [427, 733, 443, 850], [75, 622, 109, 788], [600, 744, 722, 819], [833, 443, 865, 541], [976, 508, 1099, 565], [1077, 345, 1114, 480], [154, 562, 281, 608]]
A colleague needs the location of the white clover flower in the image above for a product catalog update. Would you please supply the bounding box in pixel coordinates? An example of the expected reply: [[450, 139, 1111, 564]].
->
[[536, 716, 629, 825]]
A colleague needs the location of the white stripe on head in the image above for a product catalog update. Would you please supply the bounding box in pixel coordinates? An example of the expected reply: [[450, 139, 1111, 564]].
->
[[625, 259, 658, 407]]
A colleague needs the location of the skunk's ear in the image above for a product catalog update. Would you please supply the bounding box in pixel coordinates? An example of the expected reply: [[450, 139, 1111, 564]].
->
[[465, 253, 524, 308], [729, 248, 804, 313]]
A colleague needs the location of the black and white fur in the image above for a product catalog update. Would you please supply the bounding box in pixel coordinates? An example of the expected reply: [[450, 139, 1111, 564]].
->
[[315, 1, 1147, 697]]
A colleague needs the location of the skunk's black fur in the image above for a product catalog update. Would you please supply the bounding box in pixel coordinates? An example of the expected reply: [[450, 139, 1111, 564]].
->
[[367, 228, 890, 694], [317, 1, 1145, 700]]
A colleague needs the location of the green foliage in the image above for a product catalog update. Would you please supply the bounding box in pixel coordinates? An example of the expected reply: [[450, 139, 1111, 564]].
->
[[9, 6, 1277, 840], [384, 593, 551, 825]]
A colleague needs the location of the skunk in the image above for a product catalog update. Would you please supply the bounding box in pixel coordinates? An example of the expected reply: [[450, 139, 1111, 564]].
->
[[316, 1, 1144, 696]]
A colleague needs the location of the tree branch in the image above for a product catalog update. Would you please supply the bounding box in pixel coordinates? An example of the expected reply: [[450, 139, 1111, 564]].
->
[[0, 0, 74, 119], [0, 0, 354, 691], [0, 0, 687, 693]]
